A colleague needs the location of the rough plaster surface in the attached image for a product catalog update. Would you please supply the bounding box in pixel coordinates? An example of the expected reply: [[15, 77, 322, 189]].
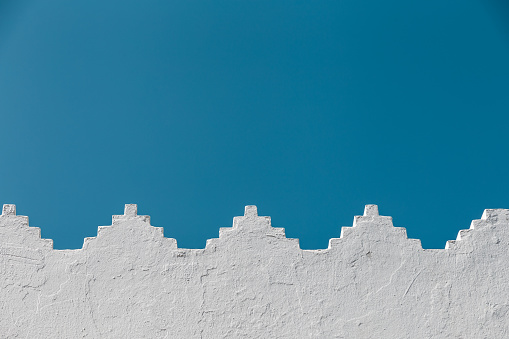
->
[[0, 203, 508, 338]]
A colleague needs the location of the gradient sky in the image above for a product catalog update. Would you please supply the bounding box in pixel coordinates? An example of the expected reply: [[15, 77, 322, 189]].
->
[[1, 0, 508, 250]]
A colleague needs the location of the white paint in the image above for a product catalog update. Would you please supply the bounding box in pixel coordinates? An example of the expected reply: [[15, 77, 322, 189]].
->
[[1, 203, 508, 338]]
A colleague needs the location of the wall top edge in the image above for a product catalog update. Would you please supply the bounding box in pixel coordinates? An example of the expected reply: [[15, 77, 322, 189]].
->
[[1, 203, 508, 251]]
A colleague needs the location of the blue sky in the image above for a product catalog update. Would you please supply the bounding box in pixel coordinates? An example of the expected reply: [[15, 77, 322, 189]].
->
[[1, 0, 508, 250]]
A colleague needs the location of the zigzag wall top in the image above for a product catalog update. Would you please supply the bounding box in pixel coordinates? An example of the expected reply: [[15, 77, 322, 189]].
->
[[1, 203, 507, 251], [1, 203, 508, 338]]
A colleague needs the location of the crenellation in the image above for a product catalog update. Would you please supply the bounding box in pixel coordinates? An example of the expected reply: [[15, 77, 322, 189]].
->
[[124, 203, 138, 216], [0, 204, 28, 226], [481, 208, 509, 223], [0, 203, 508, 337], [0, 204, 53, 250], [232, 205, 272, 230], [243, 204, 258, 217], [112, 203, 150, 224], [79, 204, 177, 253], [332, 205, 421, 252], [363, 204, 379, 216], [446, 208, 509, 253], [2, 203, 16, 216], [0, 203, 504, 252]]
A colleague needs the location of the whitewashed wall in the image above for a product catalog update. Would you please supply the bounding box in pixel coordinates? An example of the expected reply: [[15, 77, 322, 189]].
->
[[0, 203, 508, 338]]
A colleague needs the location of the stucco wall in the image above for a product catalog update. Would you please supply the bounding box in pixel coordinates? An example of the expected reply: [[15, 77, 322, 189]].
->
[[1, 203, 508, 338]]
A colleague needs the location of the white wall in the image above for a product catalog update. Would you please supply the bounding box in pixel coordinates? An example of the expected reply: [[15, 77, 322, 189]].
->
[[1, 203, 508, 338]]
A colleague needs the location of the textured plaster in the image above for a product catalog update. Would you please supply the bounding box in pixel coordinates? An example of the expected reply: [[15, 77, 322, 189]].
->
[[1, 203, 508, 338]]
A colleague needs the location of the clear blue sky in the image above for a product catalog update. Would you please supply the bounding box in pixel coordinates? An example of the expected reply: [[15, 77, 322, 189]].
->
[[1, 0, 508, 250]]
